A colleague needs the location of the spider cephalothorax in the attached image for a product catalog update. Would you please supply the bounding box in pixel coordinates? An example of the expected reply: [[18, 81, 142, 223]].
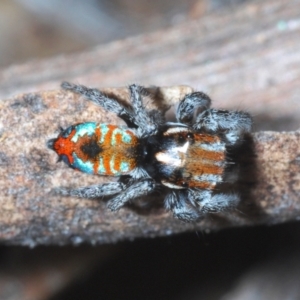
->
[[48, 82, 252, 222]]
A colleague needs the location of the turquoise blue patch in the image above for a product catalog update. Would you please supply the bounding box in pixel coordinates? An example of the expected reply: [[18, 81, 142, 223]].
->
[[111, 128, 132, 145], [72, 122, 97, 143], [120, 161, 129, 173], [107, 156, 130, 175], [72, 153, 94, 174], [97, 157, 106, 174], [122, 130, 133, 144], [109, 155, 120, 175], [98, 124, 109, 144]]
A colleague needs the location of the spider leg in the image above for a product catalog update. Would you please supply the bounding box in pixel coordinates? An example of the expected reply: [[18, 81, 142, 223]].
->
[[57, 182, 125, 198], [164, 191, 201, 222], [128, 84, 160, 136], [193, 109, 253, 145], [188, 189, 240, 213], [176, 91, 211, 125], [61, 82, 137, 128], [107, 179, 157, 211]]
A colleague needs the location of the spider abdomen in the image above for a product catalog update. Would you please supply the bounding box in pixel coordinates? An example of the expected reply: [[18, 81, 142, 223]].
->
[[48, 122, 140, 176]]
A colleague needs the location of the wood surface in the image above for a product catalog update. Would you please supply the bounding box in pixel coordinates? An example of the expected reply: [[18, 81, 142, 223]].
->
[[0, 0, 299, 245]]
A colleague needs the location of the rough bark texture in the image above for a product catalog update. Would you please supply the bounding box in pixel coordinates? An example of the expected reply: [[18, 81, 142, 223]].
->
[[0, 0, 300, 134], [0, 86, 299, 246], [0, 0, 300, 246]]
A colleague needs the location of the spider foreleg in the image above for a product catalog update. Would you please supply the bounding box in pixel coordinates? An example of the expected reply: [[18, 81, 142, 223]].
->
[[193, 109, 252, 144], [57, 182, 125, 198], [164, 191, 201, 222], [107, 179, 157, 211], [176, 91, 211, 125], [61, 82, 137, 127]]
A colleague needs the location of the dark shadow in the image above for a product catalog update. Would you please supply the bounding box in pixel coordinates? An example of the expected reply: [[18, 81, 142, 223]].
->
[[49, 221, 300, 300], [223, 133, 263, 220]]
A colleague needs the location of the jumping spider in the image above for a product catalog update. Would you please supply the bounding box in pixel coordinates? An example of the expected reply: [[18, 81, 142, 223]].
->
[[47, 82, 252, 222]]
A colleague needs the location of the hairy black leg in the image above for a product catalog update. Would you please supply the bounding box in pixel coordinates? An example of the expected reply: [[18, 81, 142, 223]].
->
[[107, 179, 157, 211], [194, 109, 252, 132], [193, 109, 253, 144], [188, 189, 239, 213], [148, 109, 166, 127], [128, 84, 159, 136], [61, 82, 137, 128], [164, 191, 201, 222], [57, 182, 125, 198], [176, 92, 211, 125]]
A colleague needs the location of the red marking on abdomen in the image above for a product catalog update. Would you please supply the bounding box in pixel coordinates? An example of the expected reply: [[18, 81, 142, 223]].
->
[[53, 129, 77, 164]]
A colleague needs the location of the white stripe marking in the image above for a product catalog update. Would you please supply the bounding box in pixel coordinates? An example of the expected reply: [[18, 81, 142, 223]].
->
[[155, 141, 189, 167], [194, 174, 222, 183], [163, 127, 189, 135], [200, 142, 225, 152], [161, 180, 185, 189]]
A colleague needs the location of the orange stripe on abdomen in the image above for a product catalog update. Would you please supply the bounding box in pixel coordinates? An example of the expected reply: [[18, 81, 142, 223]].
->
[[188, 181, 214, 189], [102, 126, 114, 175], [183, 133, 226, 188], [193, 134, 221, 144], [189, 147, 225, 162]]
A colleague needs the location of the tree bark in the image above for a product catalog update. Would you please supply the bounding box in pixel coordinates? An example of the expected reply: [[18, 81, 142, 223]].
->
[[0, 0, 299, 245], [0, 86, 299, 246]]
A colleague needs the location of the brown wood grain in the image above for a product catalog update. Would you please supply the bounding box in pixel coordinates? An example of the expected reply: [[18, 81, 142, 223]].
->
[[0, 0, 299, 133], [0, 0, 299, 245], [0, 86, 299, 246]]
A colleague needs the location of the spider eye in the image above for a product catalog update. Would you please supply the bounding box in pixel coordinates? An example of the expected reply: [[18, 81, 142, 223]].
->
[[187, 133, 194, 139], [177, 134, 186, 144], [181, 181, 188, 188]]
